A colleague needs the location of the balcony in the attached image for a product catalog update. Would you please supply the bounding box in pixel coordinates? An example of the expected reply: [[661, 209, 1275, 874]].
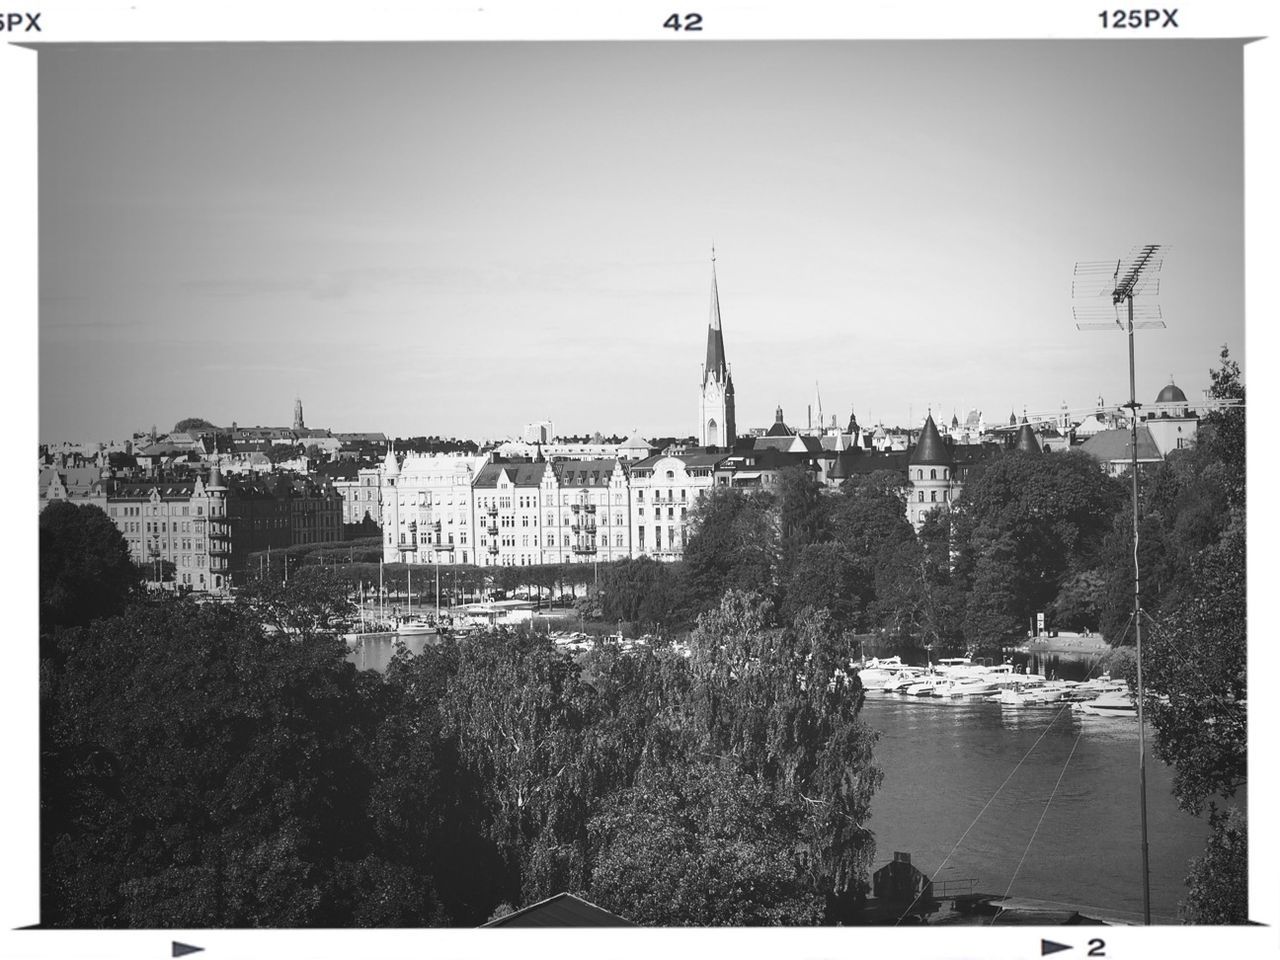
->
[[487, 505, 498, 518], [208, 529, 231, 542], [487, 524, 499, 536], [487, 542, 499, 555], [396, 539, 418, 553], [572, 543, 597, 555], [209, 544, 231, 557]]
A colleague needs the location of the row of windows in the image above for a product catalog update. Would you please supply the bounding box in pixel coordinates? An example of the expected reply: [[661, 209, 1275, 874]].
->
[[112, 503, 208, 518], [915, 468, 950, 480], [917, 490, 951, 503], [638, 506, 686, 520]]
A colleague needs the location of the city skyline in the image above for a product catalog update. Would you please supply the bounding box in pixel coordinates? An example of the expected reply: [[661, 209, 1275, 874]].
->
[[39, 40, 1245, 442]]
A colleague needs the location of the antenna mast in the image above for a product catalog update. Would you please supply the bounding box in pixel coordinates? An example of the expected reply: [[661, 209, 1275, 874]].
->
[[1072, 243, 1166, 926]]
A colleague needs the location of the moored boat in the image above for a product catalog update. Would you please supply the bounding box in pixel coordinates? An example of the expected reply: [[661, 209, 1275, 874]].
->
[[1072, 689, 1137, 717]]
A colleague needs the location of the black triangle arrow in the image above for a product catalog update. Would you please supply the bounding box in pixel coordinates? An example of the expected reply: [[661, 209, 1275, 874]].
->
[[1041, 940, 1072, 956], [172, 943, 204, 958]]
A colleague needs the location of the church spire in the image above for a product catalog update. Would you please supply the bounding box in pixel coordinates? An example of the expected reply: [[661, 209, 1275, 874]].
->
[[704, 246, 727, 386]]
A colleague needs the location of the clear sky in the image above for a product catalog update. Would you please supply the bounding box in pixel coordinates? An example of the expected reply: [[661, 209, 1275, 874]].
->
[[38, 40, 1245, 442]]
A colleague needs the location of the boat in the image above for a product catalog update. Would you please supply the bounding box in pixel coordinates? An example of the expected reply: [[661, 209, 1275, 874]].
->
[[902, 675, 942, 697], [854, 656, 907, 688], [396, 617, 438, 637], [881, 668, 927, 693], [999, 679, 1070, 705], [1072, 689, 1137, 717]]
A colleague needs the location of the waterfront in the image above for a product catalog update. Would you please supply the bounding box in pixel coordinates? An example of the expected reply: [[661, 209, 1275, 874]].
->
[[862, 691, 1222, 923]]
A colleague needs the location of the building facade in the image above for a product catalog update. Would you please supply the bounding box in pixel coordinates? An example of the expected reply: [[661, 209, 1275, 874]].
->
[[545, 459, 631, 564], [628, 452, 727, 560], [382, 451, 490, 566]]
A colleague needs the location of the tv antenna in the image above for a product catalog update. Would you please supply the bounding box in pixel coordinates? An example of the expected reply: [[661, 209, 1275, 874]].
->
[[1072, 243, 1166, 925]]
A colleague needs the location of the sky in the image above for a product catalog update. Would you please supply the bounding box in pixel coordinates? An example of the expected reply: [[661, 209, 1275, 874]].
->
[[38, 40, 1246, 442]]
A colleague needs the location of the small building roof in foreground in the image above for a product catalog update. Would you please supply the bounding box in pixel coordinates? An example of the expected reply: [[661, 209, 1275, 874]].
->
[[481, 892, 633, 928]]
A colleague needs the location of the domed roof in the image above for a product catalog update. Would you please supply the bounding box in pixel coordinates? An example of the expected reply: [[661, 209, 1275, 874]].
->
[[1156, 380, 1187, 404], [909, 414, 950, 466]]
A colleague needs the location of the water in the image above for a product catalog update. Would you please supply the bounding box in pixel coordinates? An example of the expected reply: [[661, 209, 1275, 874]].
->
[[345, 633, 434, 672], [862, 691, 1225, 923]]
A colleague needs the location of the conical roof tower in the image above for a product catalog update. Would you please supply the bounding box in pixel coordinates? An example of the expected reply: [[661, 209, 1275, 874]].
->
[[1015, 422, 1042, 454], [909, 413, 949, 466]]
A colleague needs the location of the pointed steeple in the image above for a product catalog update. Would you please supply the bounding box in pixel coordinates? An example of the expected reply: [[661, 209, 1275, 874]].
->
[[703, 246, 728, 386], [1015, 422, 1042, 454], [909, 413, 949, 465]]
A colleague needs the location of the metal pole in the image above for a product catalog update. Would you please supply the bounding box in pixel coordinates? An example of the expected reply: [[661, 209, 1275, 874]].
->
[[1125, 292, 1152, 925], [435, 553, 441, 620]]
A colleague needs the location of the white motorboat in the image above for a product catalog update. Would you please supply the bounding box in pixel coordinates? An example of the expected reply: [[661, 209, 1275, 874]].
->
[[999, 679, 1070, 705], [1072, 689, 1137, 717], [941, 674, 1002, 697], [935, 656, 975, 674], [903, 676, 942, 697], [396, 617, 438, 636], [881, 668, 927, 693], [855, 656, 907, 688]]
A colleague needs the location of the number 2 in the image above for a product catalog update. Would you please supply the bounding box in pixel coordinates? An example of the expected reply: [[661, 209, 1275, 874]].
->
[[1088, 939, 1106, 957]]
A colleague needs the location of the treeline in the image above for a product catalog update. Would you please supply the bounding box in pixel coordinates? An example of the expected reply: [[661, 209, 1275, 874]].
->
[[603, 457, 1125, 653], [41, 561, 881, 926]]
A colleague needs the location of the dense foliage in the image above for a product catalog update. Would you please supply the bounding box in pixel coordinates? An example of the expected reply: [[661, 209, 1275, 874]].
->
[[40, 501, 142, 630], [41, 564, 881, 926], [173, 417, 218, 433]]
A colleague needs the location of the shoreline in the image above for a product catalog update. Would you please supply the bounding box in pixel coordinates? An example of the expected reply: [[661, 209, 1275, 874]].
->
[[1009, 632, 1113, 656]]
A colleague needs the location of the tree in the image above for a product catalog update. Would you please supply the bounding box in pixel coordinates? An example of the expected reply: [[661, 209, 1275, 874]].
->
[[681, 488, 778, 615], [1141, 521, 1245, 815], [588, 762, 825, 925], [679, 593, 882, 917], [782, 541, 861, 629], [950, 451, 1124, 646], [438, 631, 594, 904], [1182, 806, 1248, 924], [266, 442, 304, 465], [42, 598, 407, 927], [774, 466, 829, 581], [40, 501, 142, 631], [597, 557, 683, 626], [828, 471, 915, 623], [173, 417, 218, 433], [874, 512, 963, 651], [1200, 344, 1244, 509]]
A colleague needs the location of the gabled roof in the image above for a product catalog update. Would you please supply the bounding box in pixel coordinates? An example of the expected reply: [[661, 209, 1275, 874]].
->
[[1080, 426, 1163, 463], [908, 415, 950, 466], [553, 459, 621, 487], [481, 892, 632, 928], [474, 461, 549, 487]]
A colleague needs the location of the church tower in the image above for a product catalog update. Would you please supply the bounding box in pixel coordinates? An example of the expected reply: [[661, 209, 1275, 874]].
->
[[699, 248, 736, 449], [293, 396, 305, 432]]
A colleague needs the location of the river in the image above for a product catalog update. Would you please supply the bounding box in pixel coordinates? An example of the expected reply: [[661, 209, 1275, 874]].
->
[[861, 666, 1226, 923]]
